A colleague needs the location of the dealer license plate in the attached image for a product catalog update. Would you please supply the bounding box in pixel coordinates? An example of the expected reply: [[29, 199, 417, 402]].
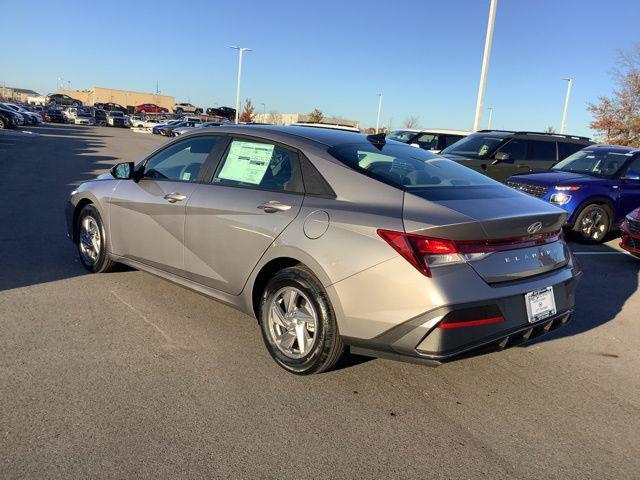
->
[[525, 286, 556, 323]]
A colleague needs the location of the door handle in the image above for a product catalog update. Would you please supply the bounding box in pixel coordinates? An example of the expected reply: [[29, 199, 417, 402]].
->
[[164, 192, 187, 203], [257, 201, 292, 213]]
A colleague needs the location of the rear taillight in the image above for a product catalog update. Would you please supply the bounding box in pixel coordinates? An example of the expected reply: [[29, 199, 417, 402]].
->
[[377, 229, 563, 277]]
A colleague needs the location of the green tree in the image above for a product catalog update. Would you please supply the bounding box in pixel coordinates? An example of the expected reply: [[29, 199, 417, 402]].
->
[[308, 108, 324, 123]]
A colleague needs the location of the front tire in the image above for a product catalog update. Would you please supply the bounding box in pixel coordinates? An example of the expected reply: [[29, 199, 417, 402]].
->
[[572, 204, 611, 243], [76, 205, 118, 273], [259, 266, 344, 375]]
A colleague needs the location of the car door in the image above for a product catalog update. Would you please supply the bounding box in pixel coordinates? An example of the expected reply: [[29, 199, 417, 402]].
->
[[485, 138, 527, 182], [521, 139, 558, 173], [618, 155, 640, 218], [184, 136, 304, 294], [109, 135, 223, 275]]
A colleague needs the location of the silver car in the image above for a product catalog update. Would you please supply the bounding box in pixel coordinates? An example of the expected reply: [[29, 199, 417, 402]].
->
[[66, 126, 581, 374]]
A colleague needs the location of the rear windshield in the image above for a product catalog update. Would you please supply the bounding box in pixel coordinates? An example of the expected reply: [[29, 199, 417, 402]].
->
[[328, 142, 498, 190], [440, 133, 508, 158]]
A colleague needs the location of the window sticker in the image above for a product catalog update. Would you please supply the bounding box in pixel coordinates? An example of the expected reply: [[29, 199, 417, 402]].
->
[[217, 141, 274, 184]]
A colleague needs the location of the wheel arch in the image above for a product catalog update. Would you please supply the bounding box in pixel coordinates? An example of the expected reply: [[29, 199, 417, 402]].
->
[[568, 195, 615, 228]]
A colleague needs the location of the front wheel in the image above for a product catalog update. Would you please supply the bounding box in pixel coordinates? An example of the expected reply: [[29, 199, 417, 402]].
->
[[0, 117, 5, 129], [259, 266, 344, 375], [572, 204, 610, 243], [76, 204, 118, 273]]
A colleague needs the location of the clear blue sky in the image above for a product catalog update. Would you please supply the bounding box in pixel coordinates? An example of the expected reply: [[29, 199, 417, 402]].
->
[[2, 0, 639, 136]]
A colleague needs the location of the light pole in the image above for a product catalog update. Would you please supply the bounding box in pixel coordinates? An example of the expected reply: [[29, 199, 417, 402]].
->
[[261, 102, 266, 120], [229, 46, 252, 123], [375, 93, 383, 133], [472, 0, 498, 131], [487, 107, 494, 129], [560, 77, 573, 134]]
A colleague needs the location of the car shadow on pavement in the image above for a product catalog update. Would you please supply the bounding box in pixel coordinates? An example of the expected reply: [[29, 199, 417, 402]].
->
[[526, 239, 639, 346], [0, 125, 117, 292]]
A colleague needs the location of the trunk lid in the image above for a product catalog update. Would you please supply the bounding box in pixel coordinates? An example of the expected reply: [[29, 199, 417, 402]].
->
[[403, 186, 569, 283]]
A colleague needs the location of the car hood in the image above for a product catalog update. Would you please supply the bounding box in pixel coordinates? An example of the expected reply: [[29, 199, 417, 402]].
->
[[439, 153, 476, 162], [509, 170, 605, 186]]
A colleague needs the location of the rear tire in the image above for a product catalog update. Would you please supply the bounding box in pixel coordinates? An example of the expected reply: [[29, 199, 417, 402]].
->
[[572, 203, 611, 243], [76, 204, 118, 273], [259, 266, 344, 375]]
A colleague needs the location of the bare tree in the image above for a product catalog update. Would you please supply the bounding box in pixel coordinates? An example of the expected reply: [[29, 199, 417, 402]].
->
[[267, 111, 283, 125], [307, 108, 324, 123], [545, 126, 557, 134], [404, 116, 419, 128], [239, 99, 255, 123], [588, 44, 640, 146]]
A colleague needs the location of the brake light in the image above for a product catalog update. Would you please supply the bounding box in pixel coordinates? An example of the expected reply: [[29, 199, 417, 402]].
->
[[438, 315, 504, 329], [377, 229, 563, 277]]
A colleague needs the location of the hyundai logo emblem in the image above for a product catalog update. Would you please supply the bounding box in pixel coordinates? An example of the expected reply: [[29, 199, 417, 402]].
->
[[527, 221, 543, 234]]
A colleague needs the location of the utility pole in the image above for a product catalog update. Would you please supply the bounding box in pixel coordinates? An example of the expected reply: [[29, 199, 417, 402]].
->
[[230, 46, 252, 123], [261, 102, 266, 120], [375, 93, 383, 133], [487, 107, 494, 129], [472, 0, 498, 131], [560, 77, 573, 134]]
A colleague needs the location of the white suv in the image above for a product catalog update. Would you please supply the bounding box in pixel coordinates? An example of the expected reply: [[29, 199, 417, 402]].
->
[[173, 103, 202, 115]]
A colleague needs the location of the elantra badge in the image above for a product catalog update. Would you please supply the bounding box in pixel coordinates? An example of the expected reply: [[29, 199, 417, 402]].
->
[[527, 221, 543, 234]]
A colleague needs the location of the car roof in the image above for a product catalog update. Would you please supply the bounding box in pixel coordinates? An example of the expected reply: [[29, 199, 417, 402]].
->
[[584, 144, 640, 154], [475, 129, 592, 143], [391, 128, 471, 135]]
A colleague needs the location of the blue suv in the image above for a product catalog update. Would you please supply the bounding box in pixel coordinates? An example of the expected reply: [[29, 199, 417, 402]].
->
[[506, 145, 640, 242]]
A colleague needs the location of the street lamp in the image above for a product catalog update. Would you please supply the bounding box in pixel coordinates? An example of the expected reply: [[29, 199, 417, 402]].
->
[[560, 77, 573, 134], [229, 46, 252, 123], [375, 93, 383, 133], [487, 107, 494, 129], [472, 0, 498, 131], [261, 102, 266, 120]]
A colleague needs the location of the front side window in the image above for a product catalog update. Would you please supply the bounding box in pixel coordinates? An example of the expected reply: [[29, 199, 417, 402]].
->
[[552, 148, 632, 178], [444, 135, 464, 148], [143, 136, 220, 182], [440, 133, 508, 158], [415, 133, 438, 150], [495, 139, 526, 162], [526, 140, 556, 161], [213, 138, 303, 193], [328, 142, 497, 190], [386, 130, 418, 143]]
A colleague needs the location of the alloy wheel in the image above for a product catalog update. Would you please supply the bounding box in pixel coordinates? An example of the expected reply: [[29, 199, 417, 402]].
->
[[580, 208, 607, 241], [267, 287, 318, 359], [79, 215, 101, 265]]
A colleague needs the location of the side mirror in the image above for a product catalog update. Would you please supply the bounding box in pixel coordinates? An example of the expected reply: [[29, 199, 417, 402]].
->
[[494, 151, 510, 163], [621, 171, 640, 181], [111, 162, 135, 180]]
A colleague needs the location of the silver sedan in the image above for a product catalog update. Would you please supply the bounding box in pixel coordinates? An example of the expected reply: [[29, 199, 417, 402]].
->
[[66, 125, 581, 374]]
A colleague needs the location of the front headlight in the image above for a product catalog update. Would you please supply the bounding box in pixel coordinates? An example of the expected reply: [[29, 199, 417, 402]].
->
[[550, 193, 572, 205]]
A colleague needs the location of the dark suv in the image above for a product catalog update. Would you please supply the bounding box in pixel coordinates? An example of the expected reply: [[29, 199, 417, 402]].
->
[[46, 93, 83, 107], [440, 130, 594, 182]]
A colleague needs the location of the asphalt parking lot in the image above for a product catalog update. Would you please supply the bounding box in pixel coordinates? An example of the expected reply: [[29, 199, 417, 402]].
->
[[1, 124, 639, 479]]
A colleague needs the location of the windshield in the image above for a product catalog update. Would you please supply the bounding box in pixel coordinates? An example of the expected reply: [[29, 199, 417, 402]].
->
[[552, 149, 631, 178], [328, 142, 498, 190], [109, 111, 124, 117], [440, 133, 507, 158], [386, 130, 418, 143]]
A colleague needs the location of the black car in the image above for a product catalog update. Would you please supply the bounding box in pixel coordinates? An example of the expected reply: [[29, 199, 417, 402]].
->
[[94, 109, 108, 126], [205, 106, 236, 121], [45, 109, 66, 123], [0, 107, 20, 129], [94, 102, 127, 114], [46, 93, 82, 107], [439, 130, 594, 182]]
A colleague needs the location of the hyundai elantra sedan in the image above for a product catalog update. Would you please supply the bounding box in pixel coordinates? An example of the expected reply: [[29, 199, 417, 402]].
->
[[66, 125, 581, 374]]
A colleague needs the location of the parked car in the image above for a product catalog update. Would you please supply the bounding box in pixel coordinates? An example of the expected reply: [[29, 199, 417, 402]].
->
[[151, 119, 184, 135], [106, 110, 127, 127], [0, 103, 41, 125], [134, 103, 168, 114], [45, 108, 66, 123], [440, 130, 594, 182], [94, 102, 127, 114], [155, 119, 202, 136], [387, 129, 470, 153], [75, 110, 96, 125], [171, 121, 225, 137], [94, 109, 108, 126], [506, 145, 640, 242], [0, 106, 21, 129], [66, 126, 581, 374], [131, 118, 164, 129], [206, 106, 236, 120], [46, 93, 82, 107], [620, 207, 640, 258], [173, 103, 202, 115]]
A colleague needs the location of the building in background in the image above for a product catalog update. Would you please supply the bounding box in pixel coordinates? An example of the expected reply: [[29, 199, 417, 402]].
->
[[56, 87, 175, 111], [0, 86, 41, 103], [252, 112, 358, 128]]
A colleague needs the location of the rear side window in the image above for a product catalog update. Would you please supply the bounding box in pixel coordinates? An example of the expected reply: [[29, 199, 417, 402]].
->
[[415, 133, 438, 150], [444, 135, 464, 147], [213, 138, 303, 193], [526, 140, 556, 161], [558, 142, 586, 159], [328, 143, 497, 189]]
